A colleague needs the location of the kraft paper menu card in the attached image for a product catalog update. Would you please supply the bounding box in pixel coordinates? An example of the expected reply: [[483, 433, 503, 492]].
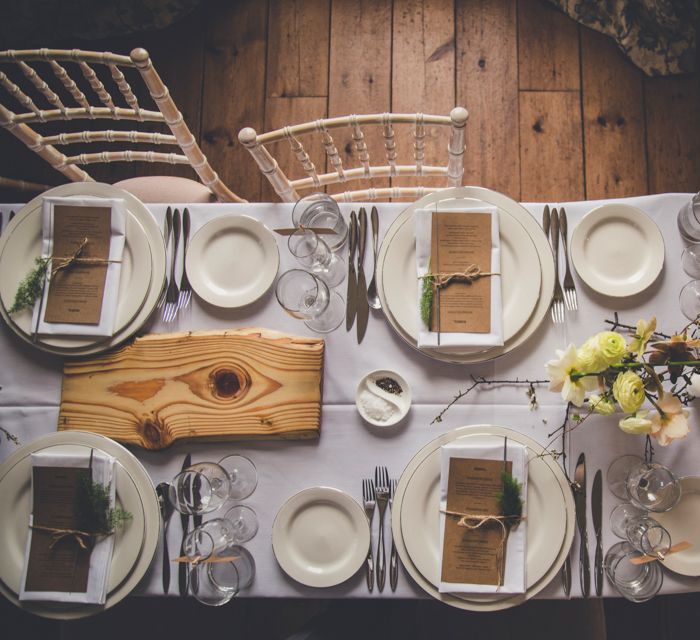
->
[[33, 196, 126, 337], [20, 450, 116, 604], [438, 439, 527, 594], [415, 207, 503, 351]]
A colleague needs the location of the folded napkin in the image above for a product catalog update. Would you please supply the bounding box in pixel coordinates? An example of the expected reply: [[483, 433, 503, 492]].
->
[[19, 449, 116, 604], [416, 206, 503, 351], [33, 196, 126, 337], [438, 439, 528, 594]]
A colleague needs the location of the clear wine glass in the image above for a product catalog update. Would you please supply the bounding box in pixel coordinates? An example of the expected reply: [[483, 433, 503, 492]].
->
[[681, 244, 700, 278], [275, 269, 344, 333], [607, 456, 681, 512], [168, 462, 231, 515], [605, 541, 664, 602], [223, 505, 259, 543], [607, 455, 644, 500], [218, 454, 258, 500], [292, 193, 348, 252], [610, 504, 672, 557], [188, 544, 256, 607], [679, 280, 700, 320], [288, 228, 345, 288]]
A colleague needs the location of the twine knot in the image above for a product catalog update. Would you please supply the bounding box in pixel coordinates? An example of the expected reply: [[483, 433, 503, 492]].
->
[[420, 264, 499, 289], [31, 524, 94, 550], [50, 237, 116, 277]]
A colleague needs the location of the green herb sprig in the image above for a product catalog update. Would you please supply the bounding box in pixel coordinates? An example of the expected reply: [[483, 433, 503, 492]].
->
[[420, 273, 434, 328], [9, 257, 49, 314], [77, 474, 132, 537], [497, 470, 523, 530]]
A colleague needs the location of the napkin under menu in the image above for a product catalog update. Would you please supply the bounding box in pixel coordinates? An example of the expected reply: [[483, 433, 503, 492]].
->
[[32, 196, 126, 337], [19, 450, 116, 604], [438, 439, 527, 594], [416, 207, 503, 351]]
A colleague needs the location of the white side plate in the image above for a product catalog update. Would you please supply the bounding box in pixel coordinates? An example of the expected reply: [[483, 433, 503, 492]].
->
[[655, 476, 700, 576]]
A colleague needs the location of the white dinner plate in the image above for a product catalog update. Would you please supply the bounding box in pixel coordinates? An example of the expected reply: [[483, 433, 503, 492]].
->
[[0, 206, 152, 347], [570, 203, 664, 297], [382, 201, 541, 344], [272, 486, 370, 588], [392, 425, 575, 611], [400, 433, 567, 595], [377, 187, 554, 364], [0, 183, 166, 357], [186, 215, 279, 308], [0, 432, 160, 619], [655, 476, 700, 576], [0, 444, 145, 596]]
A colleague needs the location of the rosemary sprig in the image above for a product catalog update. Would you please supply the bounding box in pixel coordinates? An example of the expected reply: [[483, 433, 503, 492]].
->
[[497, 470, 523, 530], [8, 257, 49, 314], [420, 272, 434, 328], [77, 474, 132, 536]]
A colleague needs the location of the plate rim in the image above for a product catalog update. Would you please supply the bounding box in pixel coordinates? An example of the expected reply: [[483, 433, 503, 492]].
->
[[570, 202, 665, 297], [185, 214, 280, 308], [271, 485, 370, 588], [656, 475, 700, 576]]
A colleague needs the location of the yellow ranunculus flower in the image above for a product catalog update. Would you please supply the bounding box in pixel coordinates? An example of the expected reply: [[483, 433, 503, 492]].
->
[[619, 411, 653, 435], [588, 394, 615, 415], [629, 317, 656, 360], [577, 336, 608, 374], [612, 370, 645, 413], [597, 331, 627, 365]]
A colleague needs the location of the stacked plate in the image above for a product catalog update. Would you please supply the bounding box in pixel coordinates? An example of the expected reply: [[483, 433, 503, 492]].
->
[[377, 186, 555, 364], [0, 183, 166, 357], [392, 425, 575, 611], [0, 431, 160, 619]]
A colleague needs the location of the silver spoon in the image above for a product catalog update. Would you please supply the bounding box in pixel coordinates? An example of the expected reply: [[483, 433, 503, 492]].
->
[[156, 482, 174, 594], [366, 206, 381, 309]]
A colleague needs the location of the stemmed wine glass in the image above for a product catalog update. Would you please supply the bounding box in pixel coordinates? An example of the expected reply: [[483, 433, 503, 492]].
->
[[605, 541, 664, 602], [218, 454, 258, 500], [610, 503, 672, 557], [607, 456, 681, 512], [288, 228, 345, 287], [292, 193, 348, 252], [276, 269, 344, 333], [168, 462, 231, 515]]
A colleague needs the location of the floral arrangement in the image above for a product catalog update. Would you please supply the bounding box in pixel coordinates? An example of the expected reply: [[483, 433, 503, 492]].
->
[[546, 317, 700, 446]]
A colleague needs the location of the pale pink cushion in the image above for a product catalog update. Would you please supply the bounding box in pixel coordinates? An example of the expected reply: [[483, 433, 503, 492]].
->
[[113, 176, 216, 203]]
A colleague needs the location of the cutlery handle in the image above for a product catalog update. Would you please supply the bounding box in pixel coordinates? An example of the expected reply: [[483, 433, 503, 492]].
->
[[550, 208, 560, 279], [559, 207, 570, 259], [371, 206, 379, 258], [389, 540, 398, 591], [182, 208, 191, 255], [178, 533, 188, 596], [349, 211, 357, 261], [561, 554, 571, 598], [162, 527, 170, 593], [377, 509, 386, 592], [579, 530, 590, 597], [171, 208, 181, 282], [358, 208, 367, 267], [366, 545, 374, 592], [542, 205, 550, 238], [595, 537, 603, 596], [164, 207, 173, 246]]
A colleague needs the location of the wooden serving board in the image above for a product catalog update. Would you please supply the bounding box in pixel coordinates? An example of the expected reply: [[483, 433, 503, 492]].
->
[[58, 328, 324, 449]]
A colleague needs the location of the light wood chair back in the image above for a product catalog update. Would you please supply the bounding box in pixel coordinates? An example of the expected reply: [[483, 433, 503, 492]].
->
[[0, 175, 53, 193], [238, 108, 468, 202], [0, 48, 244, 202]]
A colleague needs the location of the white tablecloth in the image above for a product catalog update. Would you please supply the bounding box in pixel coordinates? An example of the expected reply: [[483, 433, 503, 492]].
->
[[1, 193, 698, 600]]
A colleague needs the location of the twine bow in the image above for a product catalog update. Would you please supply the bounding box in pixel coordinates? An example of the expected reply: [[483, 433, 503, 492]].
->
[[419, 264, 499, 289], [31, 524, 94, 550], [50, 237, 117, 277]]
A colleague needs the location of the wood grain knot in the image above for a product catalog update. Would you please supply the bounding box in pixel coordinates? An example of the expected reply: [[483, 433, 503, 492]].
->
[[532, 120, 543, 133], [210, 367, 249, 400], [141, 418, 168, 449]]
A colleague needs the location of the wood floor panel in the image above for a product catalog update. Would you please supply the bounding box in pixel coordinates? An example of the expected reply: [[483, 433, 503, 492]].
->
[[456, 0, 520, 200]]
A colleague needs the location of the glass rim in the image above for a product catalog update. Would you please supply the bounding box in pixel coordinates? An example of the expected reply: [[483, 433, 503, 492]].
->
[[274, 269, 328, 315], [287, 227, 319, 259], [184, 528, 215, 563], [291, 192, 338, 226], [170, 469, 215, 514]]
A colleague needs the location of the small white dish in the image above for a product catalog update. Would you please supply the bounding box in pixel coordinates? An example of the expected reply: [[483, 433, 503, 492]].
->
[[570, 203, 664, 297], [654, 476, 700, 576], [186, 214, 279, 308], [355, 369, 411, 427], [272, 486, 370, 588]]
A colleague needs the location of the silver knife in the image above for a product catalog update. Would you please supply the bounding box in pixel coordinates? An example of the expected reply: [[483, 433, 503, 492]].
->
[[346, 212, 358, 331], [178, 453, 192, 596], [356, 207, 369, 343], [574, 453, 590, 597], [592, 469, 603, 596]]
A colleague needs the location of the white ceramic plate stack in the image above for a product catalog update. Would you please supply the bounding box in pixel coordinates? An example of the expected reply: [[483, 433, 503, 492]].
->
[[392, 425, 575, 611], [0, 184, 166, 357], [0, 431, 160, 619], [377, 186, 555, 364]]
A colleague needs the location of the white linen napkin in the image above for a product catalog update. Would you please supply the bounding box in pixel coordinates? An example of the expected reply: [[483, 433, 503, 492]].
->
[[19, 449, 116, 604], [415, 206, 503, 351], [438, 438, 528, 594], [33, 196, 126, 337]]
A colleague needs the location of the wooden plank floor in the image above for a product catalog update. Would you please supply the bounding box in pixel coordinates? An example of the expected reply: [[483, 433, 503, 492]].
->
[[0, 0, 698, 204]]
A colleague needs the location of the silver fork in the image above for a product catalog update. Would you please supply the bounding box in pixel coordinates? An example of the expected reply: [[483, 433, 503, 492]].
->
[[178, 207, 192, 310], [389, 478, 399, 591], [559, 207, 577, 311], [162, 208, 181, 323], [362, 478, 376, 592], [374, 465, 390, 592], [156, 207, 173, 309], [543, 206, 565, 324]]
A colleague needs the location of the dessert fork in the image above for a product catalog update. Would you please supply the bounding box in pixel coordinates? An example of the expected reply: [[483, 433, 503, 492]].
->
[[374, 465, 390, 592], [178, 207, 192, 310], [362, 478, 376, 592], [162, 208, 181, 323], [559, 208, 578, 311], [543, 205, 565, 324], [156, 207, 173, 309]]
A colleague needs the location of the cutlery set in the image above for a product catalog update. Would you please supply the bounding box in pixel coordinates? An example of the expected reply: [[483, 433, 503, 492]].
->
[[160, 206, 193, 323], [564, 453, 603, 597], [346, 206, 380, 343], [362, 466, 399, 592], [543, 205, 577, 324]]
